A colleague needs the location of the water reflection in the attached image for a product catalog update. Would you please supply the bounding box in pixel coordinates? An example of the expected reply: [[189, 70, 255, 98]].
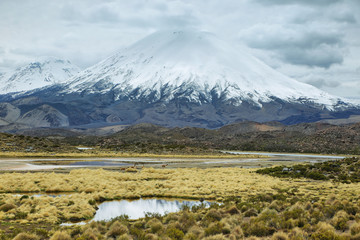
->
[[69, 161, 129, 166], [93, 198, 209, 221]]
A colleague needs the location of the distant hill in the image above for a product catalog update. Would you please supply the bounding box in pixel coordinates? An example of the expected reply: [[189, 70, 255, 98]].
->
[[67, 121, 360, 155], [1, 121, 359, 155]]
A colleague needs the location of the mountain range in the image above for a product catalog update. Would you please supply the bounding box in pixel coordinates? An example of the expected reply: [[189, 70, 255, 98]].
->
[[0, 30, 359, 131]]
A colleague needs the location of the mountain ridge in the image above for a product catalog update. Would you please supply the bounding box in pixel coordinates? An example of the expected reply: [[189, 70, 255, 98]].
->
[[0, 56, 80, 95], [0, 30, 359, 130]]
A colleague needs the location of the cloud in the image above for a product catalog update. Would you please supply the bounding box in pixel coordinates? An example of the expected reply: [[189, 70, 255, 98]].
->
[[279, 44, 343, 68], [239, 24, 344, 68], [292, 10, 357, 24], [0, 0, 359, 98], [332, 11, 357, 23], [305, 78, 340, 88], [255, 0, 343, 6], [59, 1, 198, 29]]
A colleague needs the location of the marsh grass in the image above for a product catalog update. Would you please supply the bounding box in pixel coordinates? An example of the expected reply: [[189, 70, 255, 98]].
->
[[1, 191, 360, 239], [0, 166, 359, 239]]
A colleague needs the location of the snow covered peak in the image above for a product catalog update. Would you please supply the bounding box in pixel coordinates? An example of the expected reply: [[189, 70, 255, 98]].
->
[[0, 57, 80, 94], [62, 30, 351, 109]]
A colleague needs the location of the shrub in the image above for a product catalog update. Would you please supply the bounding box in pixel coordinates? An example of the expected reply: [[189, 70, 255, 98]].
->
[[146, 218, 163, 233], [125, 168, 137, 172], [231, 226, 244, 239], [184, 232, 199, 240], [310, 208, 325, 224], [271, 231, 289, 240], [331, 210, 349, 231], [13, 233, 39, 240], [203, 234, 227, 240], [117, 233, 133, 240], [164, 212, 179, 223], [14, 211, 28, 219], [81, 228, 98, 240], [258, 208, 279, 223], [244, 208, 258, 217], [20, 195, 29, 201], [49, 231, 71, 240], [350, 222, 360, 235], [106, 221, 128, 238], [166, 227, 184, 240], [350, 233, 360, 240], [311, 222, 340, 240], [284, 203, 306, 220], [288, 227, 307, 240], [34, 228, 49, 238], [226, 205, 240, 215], [204, 209, 222, 221], [0, 203, 16, 212], [144, 233, 158, 240], [185, 225, 204, 239], [129, 226, 145, 239], [205, 222, 224, 236], [178, 211, 196, 232], [269, 200, 282, 212], [244, 221, 275, 237]]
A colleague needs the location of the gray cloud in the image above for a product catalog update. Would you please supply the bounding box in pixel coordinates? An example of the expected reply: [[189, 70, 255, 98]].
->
[[255, 0, 342, 6], [239, 25, 344, 68], [332, 11, 357, 23], [279, 45, 343, 68], [292, 10, 357, 24], [306, 78, 340, 88]]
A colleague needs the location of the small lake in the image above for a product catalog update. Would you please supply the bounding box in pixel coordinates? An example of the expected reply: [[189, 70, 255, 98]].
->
[[61, 198, 210, 225], [92, 198, 210, 221]]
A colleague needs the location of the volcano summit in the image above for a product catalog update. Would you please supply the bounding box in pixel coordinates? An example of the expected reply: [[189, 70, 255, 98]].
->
[[0, 31, 359, 129]]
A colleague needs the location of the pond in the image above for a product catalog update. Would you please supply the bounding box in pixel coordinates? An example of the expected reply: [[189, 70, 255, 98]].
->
[[61, 198, 210, 225], [92, 198, 210, 221]]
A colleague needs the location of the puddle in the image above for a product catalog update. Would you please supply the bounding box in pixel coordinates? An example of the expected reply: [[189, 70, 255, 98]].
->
[[69, 161, 129, 166], [93, 198, 210, 221], [61, 198, 210, 225], [13, 193, 71, 198]]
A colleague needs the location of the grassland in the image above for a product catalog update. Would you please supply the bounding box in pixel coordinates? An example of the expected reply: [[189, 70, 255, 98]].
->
[[256, 157, 360, 183], [1, 164, 360, 239]]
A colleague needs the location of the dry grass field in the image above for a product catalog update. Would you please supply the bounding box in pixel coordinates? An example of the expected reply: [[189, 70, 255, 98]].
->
[[0, 166, 360, 239]]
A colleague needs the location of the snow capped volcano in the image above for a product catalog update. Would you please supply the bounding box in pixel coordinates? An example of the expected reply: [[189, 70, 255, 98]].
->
[[0, 30, 359, 129], [62, 30, 343, 108], [0, 57, 80, 94]]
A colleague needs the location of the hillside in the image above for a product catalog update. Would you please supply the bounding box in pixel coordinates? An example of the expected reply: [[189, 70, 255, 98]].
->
[[0, 132, 75, 153], [64, 121, 360, 155], [1, 121, 359, 155]]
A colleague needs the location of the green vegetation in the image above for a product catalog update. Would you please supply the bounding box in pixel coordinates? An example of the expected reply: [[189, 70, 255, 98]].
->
[[2, 121, 360, 156], [0, 132, 77, 154], [64, 122, 360, 155], [256, 157, 360, 183]]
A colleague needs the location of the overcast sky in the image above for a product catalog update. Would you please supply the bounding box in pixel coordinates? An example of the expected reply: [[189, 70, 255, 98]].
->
[[0, 0, 359, 98]]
